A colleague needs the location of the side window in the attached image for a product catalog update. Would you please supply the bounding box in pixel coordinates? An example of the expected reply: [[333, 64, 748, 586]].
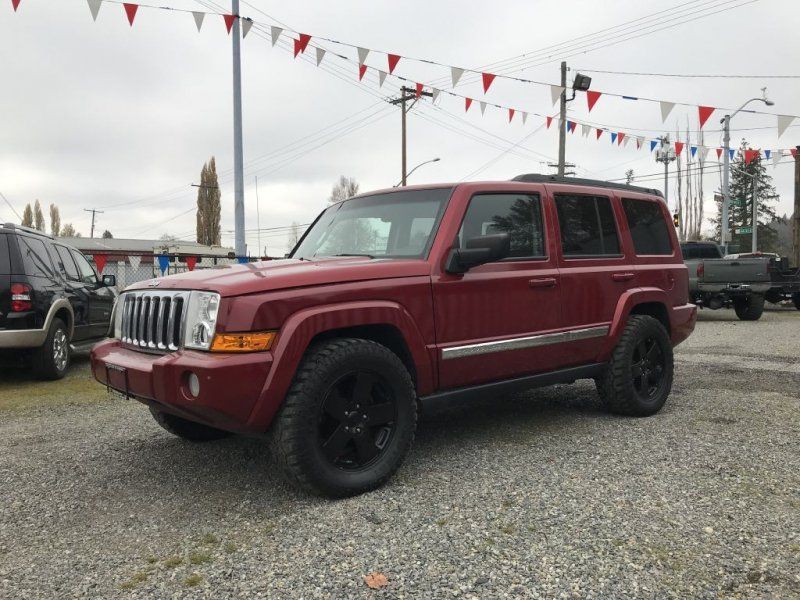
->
[[17, 236, 57, 279], [554, 194, 620, 257], [458, 193, 545, 258], [55, 245, 80, 281], [622, 198, 673, 255], [69, 249, 98, 285], [0, 234, 9, 274]]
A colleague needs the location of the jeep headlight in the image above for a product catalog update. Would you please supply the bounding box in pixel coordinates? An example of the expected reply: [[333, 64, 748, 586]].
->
[[183, 291, 220, 351]]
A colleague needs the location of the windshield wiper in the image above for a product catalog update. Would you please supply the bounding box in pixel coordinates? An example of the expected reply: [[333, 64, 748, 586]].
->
[[330, 253, 375, 259]]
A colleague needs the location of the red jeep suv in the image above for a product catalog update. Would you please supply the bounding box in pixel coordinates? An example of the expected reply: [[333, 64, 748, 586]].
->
[[91, 175, 696, 497]]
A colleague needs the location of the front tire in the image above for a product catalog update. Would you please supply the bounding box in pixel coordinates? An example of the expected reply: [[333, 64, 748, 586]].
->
[[31, 318, 70, 380], [596, 315, 674, 417], [734, 294, 765, 321], [149, 408, 232, 442], [270, 338, 417, 498]]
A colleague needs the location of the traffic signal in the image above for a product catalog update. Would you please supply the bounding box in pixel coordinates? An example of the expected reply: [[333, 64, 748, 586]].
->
[[673, 213, 679, 227]]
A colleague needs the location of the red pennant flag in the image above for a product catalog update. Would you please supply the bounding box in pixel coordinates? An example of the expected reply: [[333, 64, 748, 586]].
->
[[617, 132, 625, 146], [358, 64, 367, 81], [93, 254, 107, 274], [298, 33, 311, 53], [744, 149, 758, 165], [465, 97, 473, 112], [596, 128, 603, 140], [12, 0, 21, 11], [546, 116, 553, 129], [508, 108, 515, 123], [223, 14, 235, 34], [791, 148, 798, 157], [716, 148, 723, 159], [698, 105, 715, 129], [481, 72, 496, 94], [387, 53, 401, 74], [586, 90, 602, 112], [185, 256, 198, 271], [674, 142, 684, 156], [123, 3, 138, 26], [415, 82, 423, 98], [293, 38, 302, 57], [636, 138, 642, 149]]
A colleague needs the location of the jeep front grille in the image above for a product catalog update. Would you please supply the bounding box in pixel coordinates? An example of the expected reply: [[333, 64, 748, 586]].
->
[[120, 290, 188, 352]]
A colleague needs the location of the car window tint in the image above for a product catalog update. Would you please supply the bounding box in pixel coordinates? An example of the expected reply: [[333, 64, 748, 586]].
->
[[555, 194, 620, 256], [70, 249, 98, 285], [55, 245, 80, 280], [0, 234, 9, 275], [459, 193, 545, 258], [622, 198, 673, 255], [17, 236, 56, 279]]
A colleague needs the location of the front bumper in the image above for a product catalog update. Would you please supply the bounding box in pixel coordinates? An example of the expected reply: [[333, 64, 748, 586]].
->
[[90, 339, 273, 434], [670, 302, 697, 347]]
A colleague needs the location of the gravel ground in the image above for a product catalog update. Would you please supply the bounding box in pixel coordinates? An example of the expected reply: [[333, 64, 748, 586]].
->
[[1, 307, 799, 598]]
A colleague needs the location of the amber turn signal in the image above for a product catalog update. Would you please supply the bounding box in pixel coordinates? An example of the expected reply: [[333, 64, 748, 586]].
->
[[210, 331, 277, 352]]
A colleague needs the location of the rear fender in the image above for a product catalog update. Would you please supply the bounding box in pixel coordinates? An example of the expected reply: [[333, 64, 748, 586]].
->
[[606, 287, 670, 350]]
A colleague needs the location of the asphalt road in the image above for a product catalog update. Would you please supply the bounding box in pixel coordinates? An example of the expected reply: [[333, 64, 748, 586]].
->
[[1, 307, 798, 598]]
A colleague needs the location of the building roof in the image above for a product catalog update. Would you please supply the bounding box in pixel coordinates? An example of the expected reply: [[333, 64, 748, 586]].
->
[[56, 237, 234, 256]]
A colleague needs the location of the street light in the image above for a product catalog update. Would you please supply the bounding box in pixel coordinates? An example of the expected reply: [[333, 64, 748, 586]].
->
[[720, 88, 774, 252], [394, 158, 441, 187]]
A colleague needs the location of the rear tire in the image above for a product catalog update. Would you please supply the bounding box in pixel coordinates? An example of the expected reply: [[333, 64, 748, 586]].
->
[[270, 338, 417, 498], [793, 293, 800, 311], [31, 318, 70, 380], [596, 315, 674, 417], [734, 294, 765, 321], [149, 408, 231, 442]]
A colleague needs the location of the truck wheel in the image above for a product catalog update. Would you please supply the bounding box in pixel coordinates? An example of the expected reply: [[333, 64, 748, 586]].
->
[[793, 293, 800, 311], [764, 289, 782, 305], [31, 318, 70, 380], [149, 408, 231, 442], [270, 338, 417, 497], [595, 315, 673, 417], [734, 294, 765, 321]]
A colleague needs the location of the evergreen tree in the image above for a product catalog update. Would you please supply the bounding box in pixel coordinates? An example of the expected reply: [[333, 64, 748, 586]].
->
[[21, 203, 33, 227], [49, 204, 61, 236], [712, 140, 780, 253], [33, 200, 45, 231], [102, 230, 113, 239], [196, 157, 221, 246]]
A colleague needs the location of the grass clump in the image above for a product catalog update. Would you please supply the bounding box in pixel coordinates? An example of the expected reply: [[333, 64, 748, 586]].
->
[[163, 556, 184, 568], [184, 573, 204, 587], [119, 571, 148, 590], [189, 550, 213, 565]]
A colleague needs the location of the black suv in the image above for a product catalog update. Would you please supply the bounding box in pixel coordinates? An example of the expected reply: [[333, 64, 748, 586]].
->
[[0, 224, 116, 379]]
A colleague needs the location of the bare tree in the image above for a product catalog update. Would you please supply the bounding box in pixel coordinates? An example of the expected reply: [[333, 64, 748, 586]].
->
[[196, 157, 221, 245], [286, 221, 300, 253], [21, 203, 33, 227], [33, 200, 45, 231], [49, 203, 61, 237], [624, 169, 634, 185], [328, 176, 359, 204], [60, 223, 77, 237]]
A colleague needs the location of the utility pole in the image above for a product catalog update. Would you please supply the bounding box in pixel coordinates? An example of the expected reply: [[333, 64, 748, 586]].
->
[[655, 136, 676, 208], [231, 0, 246, 258], [390, 86, 433, 186], [751, 172, 759, 253], [793, 145, 800, 267], [255, 175, 262, 259], [83, 208, 104, 238], [557, 61, 567, 177], [721, 114, 731, 252]]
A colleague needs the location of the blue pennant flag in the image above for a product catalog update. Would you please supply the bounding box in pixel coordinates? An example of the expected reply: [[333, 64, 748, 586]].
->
[[764, 149, 771, 160], [237, 256, 249, 264], [650, 140, 658, 152], [157, 254, 169, 275], [729, 148, 736, 161], [691, 146, 697, 158], [611, 132, 618, 144]]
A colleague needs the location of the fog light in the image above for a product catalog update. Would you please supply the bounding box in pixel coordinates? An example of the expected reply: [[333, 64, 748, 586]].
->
[[187, 373, 200, 397]]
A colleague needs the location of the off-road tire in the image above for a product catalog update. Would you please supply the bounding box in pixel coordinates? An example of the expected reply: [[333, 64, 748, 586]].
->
[[149, 408, 232, 442], [595, 315, 674, 417], [734, 294, 765, 321], [793, 293, 800, 311], [269, 338, 417, 498], [31, 318, 70, 380]]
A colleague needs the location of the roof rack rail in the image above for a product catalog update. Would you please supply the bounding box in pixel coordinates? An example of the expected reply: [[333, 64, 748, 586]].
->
[[1, 223, 55, 239], [511, 174, 664, 198]]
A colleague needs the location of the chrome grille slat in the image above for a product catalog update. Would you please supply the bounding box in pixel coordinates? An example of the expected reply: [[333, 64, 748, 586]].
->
[[119, 290, 189, 354]]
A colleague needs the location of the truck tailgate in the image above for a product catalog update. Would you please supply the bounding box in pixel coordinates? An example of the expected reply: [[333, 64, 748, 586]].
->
[[700, 258, 771, 285]]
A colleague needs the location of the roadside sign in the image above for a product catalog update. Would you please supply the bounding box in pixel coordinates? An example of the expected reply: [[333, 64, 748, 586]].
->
[[735, 226, 753, 234]]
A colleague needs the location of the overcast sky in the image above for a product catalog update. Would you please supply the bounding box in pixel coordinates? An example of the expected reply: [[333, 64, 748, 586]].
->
[[1, 0, 798, 254]]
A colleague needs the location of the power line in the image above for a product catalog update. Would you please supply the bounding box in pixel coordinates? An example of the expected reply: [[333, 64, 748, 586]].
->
[[0, 191, 22, 221], [575, 68, 800, 79]]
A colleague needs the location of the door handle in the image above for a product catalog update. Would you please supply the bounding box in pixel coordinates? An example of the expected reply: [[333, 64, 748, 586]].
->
[[611, 272, 635, 282], [529, 277, 557, 288]]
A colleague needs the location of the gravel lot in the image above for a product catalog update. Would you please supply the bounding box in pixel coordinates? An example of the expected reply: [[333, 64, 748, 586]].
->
[[1, 308, 799, 598]]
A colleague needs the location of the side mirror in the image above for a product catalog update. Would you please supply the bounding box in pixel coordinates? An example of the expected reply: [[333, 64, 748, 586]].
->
[[445, 233, 510, 274], [102, 274, 116, 287]]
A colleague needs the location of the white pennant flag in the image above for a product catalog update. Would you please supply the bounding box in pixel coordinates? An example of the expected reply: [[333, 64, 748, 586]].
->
[[522, 112, 528, 125], [451, 67, 464, 88], [550, 85, 565, 106], [698, 146, 710, 163], [582, 124, 591, 137], [241, 19, 253, 38], [191, 11, 204, 31], [357, 47, 370, 66], [636, 135, 645, 149], [479, 101, 487, 116], [431, 88, 441, 104], [378, 70, 388, 87], [777, 114, 795, 138], [773, 150, 783, 167], [128, 255, 141, 271], [87, 0, 102, 21], [270, 26, 283, 47], [315, 47, 326, 66], [623, 136, 630, 148], [660, 101, 675, 123]]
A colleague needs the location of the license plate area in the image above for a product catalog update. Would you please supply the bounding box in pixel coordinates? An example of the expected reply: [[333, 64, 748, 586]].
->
[[105, 363, 131, 399]]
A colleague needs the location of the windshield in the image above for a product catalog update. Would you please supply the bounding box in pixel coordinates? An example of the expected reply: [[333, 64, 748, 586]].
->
[[291, 188, 452, 260]]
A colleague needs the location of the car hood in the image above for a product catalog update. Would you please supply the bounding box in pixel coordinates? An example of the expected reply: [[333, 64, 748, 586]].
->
[[126, 257, 431, 296]]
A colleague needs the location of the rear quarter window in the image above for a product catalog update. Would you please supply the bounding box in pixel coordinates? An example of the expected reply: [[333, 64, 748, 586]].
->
[[554, 194, 620, 257], [0, 234, 9, 274], [17, 235, 57, 279], [622, 198, 673, 255]]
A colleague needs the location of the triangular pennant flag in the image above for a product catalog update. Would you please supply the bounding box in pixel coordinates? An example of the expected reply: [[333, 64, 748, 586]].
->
[[698, 106, 715, 129], [699, 146, 710, 162], [674, 142, 684, 156], [522, 112, 528, 125], [358, 64, 367, 81], [191, 10, 204, 31], [596, 128, 604, 140], [270, 25, 283, 47], [479, 101, 487, 116], [297, 33, 311, 53], [546, 116, 553, 129], [764, 149, 771, 160], [293, 38, 302, 57], [185, 256, 198, 271], [650, 140, 658, 152], [744, 149, 758, 165], [508, 108, 515, 123], [586, 90, 602, 112], [582, 124, 591, 137], [690, 146, 697, 158], [568, 121, 577, 133], [623, 136, 630, 148], [378, 70, 387, 87], [128, 255, 141, 270], [716, 148, 723, 159], [611, 132, 618, 144], [617, 132, 625, 146], [550, 85, 564, 106], [660, 101, 675, 123], [729, 148, 736, 161], [773, 151, 782, 166], [792, 149, 798, 157], [11, 0, 20, 11], [387, 54, 401, 74], [465, 97, 473, 112], [431, 88, 441, 104], [123, 3, 138, 26], [223, 14, 236, 34], [93, 254, 107, 274], [315, 47, 326, 66], [636, 136, 644, 149], [157, 255, 169, 276], [481, 72, 496, 93], [415, 83, 423, 98], [357, 47, 370, 66], [87, 0, 102, 21], [777, 115, 795, 137], [450, 67, 464, 88], [241, 18, 253, 38]]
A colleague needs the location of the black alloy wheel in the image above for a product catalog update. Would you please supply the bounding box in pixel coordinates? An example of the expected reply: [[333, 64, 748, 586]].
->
[[630, 336, 666, 402]]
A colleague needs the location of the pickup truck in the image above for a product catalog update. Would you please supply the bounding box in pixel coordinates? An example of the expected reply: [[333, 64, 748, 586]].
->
[[91, 175, 696, 497], [681, 241, 770, 320]]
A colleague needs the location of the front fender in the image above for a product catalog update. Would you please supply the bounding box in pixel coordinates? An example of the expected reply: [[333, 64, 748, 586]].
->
[[245, 300, 434, 432]]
